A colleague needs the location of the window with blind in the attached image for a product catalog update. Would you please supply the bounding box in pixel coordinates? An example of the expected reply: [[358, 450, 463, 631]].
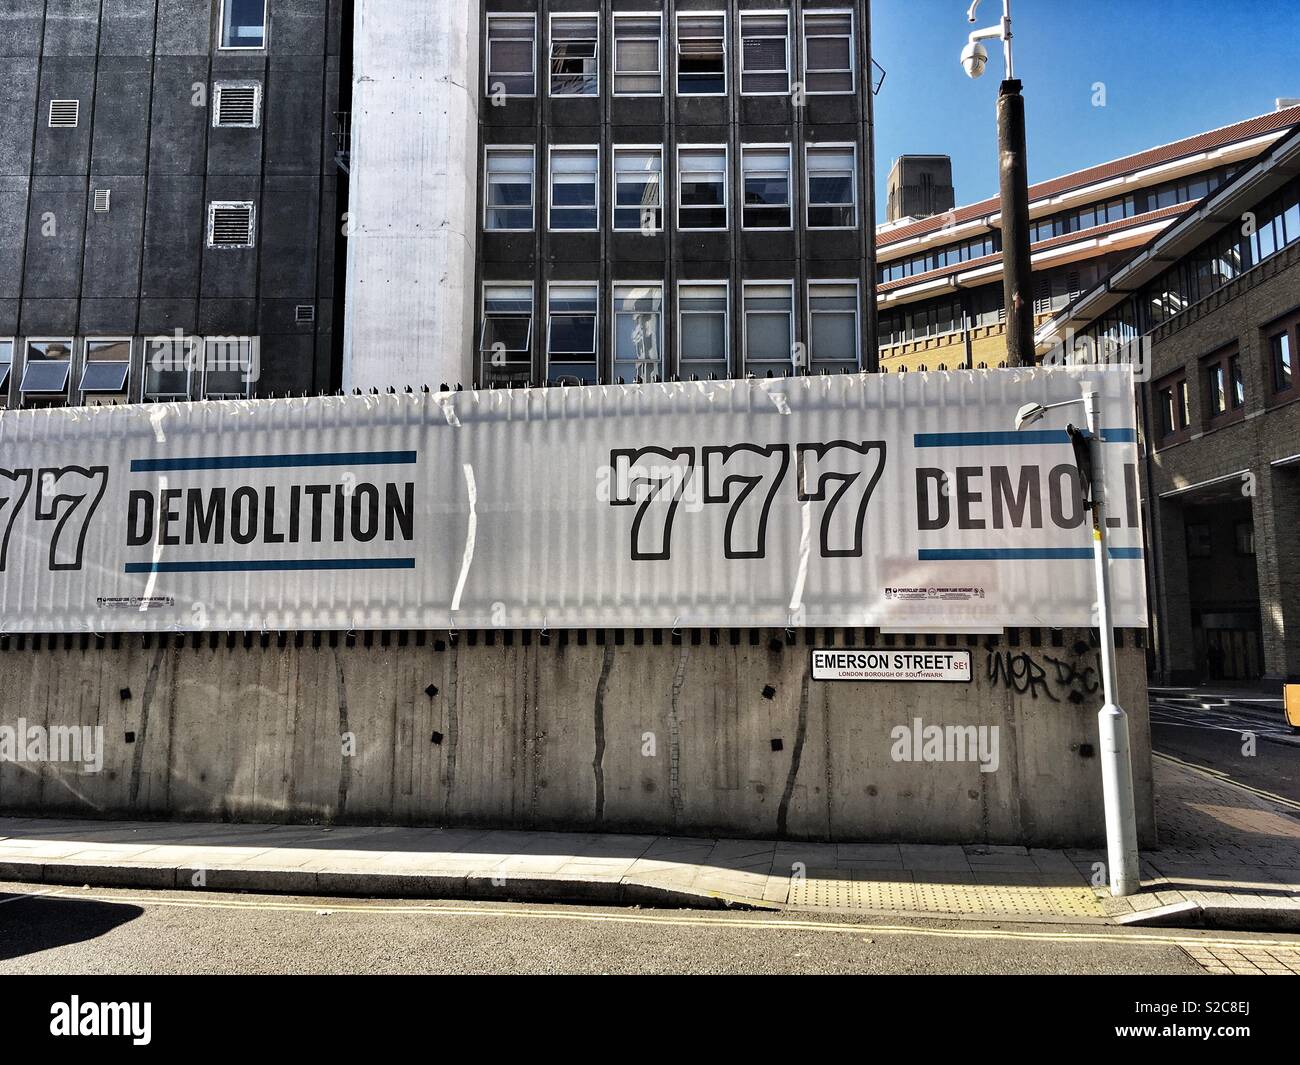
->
[[547, 285, 599, 383], [549, 148, 599, 231], [742, 146, 792, 229], [613, 284, 664, 383], [740, 13, 790, 95], [677, 14, 726, 95], [219, 0, 267, 50], [613, 15, 662, 95], [807, 146, 857, 228], [486, 15, 536, 96], [679, 147, 727, 230], [613, 147, 663, 232], [743, 283, 795, 375], [484, 147, 535, 231], [802, 12, 854, 94], [679, 284, 729, 377], [808, 283, 860, 370], [550, 16, 599, 96]]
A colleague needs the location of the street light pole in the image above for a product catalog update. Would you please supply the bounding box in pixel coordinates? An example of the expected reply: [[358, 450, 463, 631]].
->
[[1082, 390, 1142, 896], [1014, 391, 1142, 897], [963, 1, 1036, 367]]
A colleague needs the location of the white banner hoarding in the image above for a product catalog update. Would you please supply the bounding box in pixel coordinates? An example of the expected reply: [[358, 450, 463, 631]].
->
[[0, 367, 1146, 632]]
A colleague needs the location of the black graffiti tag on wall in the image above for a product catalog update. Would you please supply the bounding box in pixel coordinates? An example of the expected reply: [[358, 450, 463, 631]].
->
[[986, 644, 1101, 704]]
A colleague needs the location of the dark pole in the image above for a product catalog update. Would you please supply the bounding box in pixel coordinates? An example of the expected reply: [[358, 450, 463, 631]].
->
[[997, 78, 1035, 367]]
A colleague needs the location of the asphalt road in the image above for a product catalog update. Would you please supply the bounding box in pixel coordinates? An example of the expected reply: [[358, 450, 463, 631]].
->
[[1150, 705, 1300, 804], [0, 880, 1287, 976]]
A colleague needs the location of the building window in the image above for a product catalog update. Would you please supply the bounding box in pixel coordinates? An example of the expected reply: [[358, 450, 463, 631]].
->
[[1200, 346, 1243, 427], [808, 282, 860, 370], [678, 147, 727, 230], [145, 335, 197, 401], [613, 14, 662, 95], [212, 82, 262, 128], [549, 147, 599, 231], [678, 283, 729, 378], [207, 201, 255, 248], [740, 12, 790, 95], [19, 339, 73, 407], [741, 146, 792, 230], [203, 338, 254, 399], [1269, 328, 1294, 395], [1235, 521, 1255, 557], [677, 13, 726, 95], [613, 147, 662, 232], [613, 284, 663, 384], [480, 284, 534, 386], [743, 282, 795, 376], [1206, 361, 1226, 417], [803, 11, 855, 94], [807, 146, 857, 228], [0, 339, 11, 403], [1185, 523, 1212, 559], [219, 0, 267, 50], [1154, 370, 1190, 444], [484, 147, 535, 231], [80, 339, 131, 401], [485, 14, 536, 97], [547, 284, 599, 383], [550, 15, 599, 96]]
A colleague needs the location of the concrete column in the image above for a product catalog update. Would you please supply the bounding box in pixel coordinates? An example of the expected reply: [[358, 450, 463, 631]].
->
[[343, 0, 480, 391], [1253, 463, 1300, 684]]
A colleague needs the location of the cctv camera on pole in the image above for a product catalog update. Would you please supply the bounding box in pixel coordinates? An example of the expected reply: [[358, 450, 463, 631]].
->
[[962, 1, 1035, 368]]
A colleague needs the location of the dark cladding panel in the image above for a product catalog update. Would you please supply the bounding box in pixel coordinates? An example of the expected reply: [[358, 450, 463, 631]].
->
[[140, 175, 204, 296], [80, 297, 139, 334], [0, 61, 39, 176], [148, 57, 210, 176], [270, 0, 328, 57], [265, 57, 326, 177], [0, 178, 31, 298], [260, 177, 320, 298], [82, 174, 146, 299], [90, 57, 154, 176], [42, 0, 101, 57], [23, 176, 88, 297], [100, 0, 160, 58], [0, 2, 45, 57], [154, 0, 211, 57]]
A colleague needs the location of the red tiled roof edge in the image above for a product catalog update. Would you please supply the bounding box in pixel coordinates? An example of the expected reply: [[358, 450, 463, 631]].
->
[[877, 105, 1300, 249]]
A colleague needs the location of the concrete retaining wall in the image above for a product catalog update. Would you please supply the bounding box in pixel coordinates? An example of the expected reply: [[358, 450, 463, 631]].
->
[[0, 628, 1154, 846]]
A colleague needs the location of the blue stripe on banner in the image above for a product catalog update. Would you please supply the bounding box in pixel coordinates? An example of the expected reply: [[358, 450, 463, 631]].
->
[[129, 451, 418, 473], [913, 429, 1136, 447], [918, 547, 1144, 561], [124, 558, 416, 574]]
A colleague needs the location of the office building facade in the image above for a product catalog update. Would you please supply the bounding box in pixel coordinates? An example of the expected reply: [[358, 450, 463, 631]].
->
[[0, 1, 345, 409]]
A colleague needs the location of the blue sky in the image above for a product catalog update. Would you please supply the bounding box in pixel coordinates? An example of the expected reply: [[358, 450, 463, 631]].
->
[[872, 0, 1300, 222]]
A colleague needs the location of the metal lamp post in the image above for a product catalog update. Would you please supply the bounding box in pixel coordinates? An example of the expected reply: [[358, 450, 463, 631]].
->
[[962, 0, 1035, 368], [1015, 392, 1142, 896]]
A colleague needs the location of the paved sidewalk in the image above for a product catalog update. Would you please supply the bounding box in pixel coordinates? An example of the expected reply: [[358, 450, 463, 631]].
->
[[2, 757, 1297, 928]]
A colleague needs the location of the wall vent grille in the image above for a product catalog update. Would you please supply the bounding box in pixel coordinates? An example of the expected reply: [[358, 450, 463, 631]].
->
[[48, 100, 80, 127], [208, 202, 256, 248], [214, 83, 261, 127]]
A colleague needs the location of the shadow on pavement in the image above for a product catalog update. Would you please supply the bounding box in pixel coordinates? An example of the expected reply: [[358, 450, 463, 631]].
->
[[0, 891, 142, 962]]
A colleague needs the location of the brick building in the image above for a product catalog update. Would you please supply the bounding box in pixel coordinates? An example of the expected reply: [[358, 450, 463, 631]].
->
[[874, 105, 1300, 375], [1037, 122, 1300, 688]]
